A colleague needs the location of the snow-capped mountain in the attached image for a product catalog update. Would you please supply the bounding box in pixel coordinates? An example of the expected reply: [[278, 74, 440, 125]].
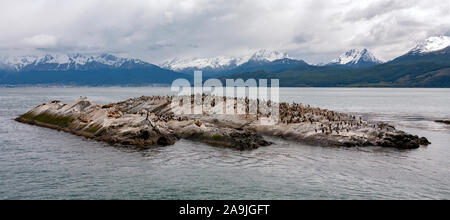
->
[[161, 50, 290, 75], [0, 53, 152, 72], [248, 49, 289, 62], [328, 49, 383, 68], [161, 56, 247, 73], [407, 36, 450, 55], [0, 53, 189, 86], [0, 55, 38, 71], [392, 35, 450, 64]]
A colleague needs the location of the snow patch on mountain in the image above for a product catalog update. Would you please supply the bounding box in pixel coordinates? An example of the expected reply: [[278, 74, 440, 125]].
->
[[249, 49, 289, 62], [0, 54, 148, 71], [330, 49, 382, 66], [408, 36, 450, 54], [161, 49, 290, 71], [0, 56, 37, 70], [161, 56, 247, 71]]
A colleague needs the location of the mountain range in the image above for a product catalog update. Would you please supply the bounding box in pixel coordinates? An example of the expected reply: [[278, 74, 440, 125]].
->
[[161, 50, 299, 77], [162, 48, 383, 74], [0, 54, 188, 86], [1, 36, 449, 87], [226, 36, 450, 87]]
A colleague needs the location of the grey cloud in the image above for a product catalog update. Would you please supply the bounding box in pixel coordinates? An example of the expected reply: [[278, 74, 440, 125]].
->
[[0, 0, 449, 64], [293, 34, 314, 44], [344, 0, 416, 21], [188, 44, 200, 48], [148, 41, 176, 51]]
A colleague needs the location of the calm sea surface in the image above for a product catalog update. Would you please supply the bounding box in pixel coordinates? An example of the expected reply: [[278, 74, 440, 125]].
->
[[0, 87, 449, 200]]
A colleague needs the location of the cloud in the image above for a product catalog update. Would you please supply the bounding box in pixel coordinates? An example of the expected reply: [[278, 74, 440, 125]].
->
[[148, 41, 175, 51], [343, 0, 415, 21], [293, 34, 314, 45], [23, 34, 58, 49], [0, 0, 449, 64]]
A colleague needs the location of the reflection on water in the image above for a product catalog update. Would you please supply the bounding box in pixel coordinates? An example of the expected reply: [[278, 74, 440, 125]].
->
[[0, 87, 449, 200]]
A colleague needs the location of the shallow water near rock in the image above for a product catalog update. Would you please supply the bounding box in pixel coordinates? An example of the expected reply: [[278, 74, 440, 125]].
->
[[1, 87, 449, 199]]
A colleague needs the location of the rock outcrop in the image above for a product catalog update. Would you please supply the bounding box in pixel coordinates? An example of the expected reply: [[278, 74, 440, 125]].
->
[[16, 96, 430, 150], [435, 120, 450, 125]]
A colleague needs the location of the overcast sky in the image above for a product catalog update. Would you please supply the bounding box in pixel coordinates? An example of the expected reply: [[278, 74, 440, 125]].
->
[[0, 0, 449, 64]]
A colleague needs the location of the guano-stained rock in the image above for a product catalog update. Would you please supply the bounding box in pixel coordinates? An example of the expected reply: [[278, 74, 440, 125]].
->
[[15, 96, 430, 150]]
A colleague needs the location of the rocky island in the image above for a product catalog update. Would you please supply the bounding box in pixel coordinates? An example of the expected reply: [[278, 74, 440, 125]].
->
[[16, 95, 430, 150], [435, 120, 450, 125]]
